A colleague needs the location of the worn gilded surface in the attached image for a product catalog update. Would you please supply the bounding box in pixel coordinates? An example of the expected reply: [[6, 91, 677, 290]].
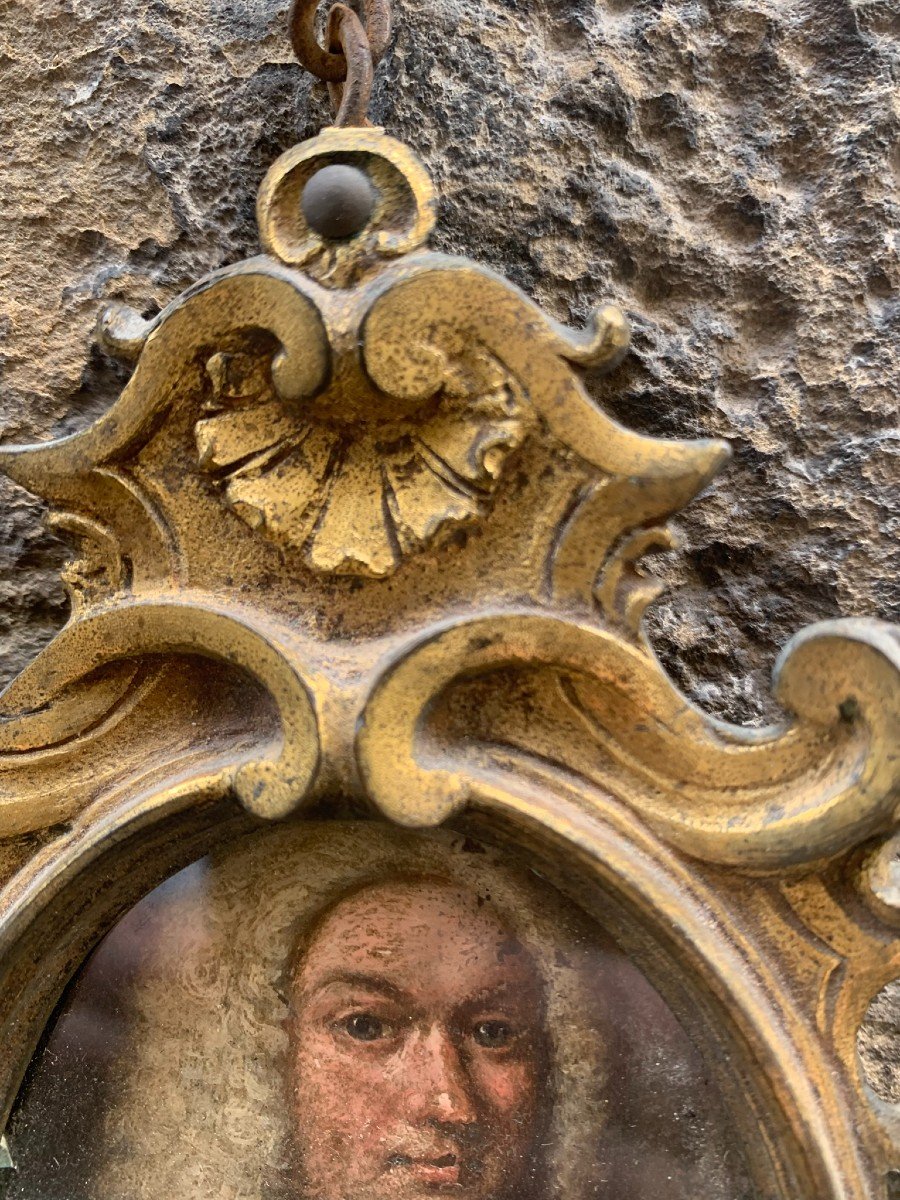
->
[[4, 824, 757, 1198], [1, 0, 897, 716], [0, 4, 898, 1197], [0, 114, 896, 1198]]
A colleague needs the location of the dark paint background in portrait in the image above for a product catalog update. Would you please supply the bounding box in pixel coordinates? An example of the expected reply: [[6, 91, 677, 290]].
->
[[2, 824, 756, 1199]]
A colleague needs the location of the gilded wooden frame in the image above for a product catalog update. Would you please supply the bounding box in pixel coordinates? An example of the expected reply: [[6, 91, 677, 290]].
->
[[0, 125, 897, 1198]]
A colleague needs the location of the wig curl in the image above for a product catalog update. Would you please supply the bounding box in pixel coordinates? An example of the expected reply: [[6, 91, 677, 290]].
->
[[9, 821, 750, 1199], [93, 822, 610, 1200]]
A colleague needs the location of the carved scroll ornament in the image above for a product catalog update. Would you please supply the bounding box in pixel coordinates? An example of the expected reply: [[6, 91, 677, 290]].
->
[[0, 122, 897, 1200]]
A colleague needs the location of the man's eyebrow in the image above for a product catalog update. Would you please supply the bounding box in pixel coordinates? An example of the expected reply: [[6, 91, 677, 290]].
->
[[298, 971, 410, 1001], [457, 980, 542, 1011]]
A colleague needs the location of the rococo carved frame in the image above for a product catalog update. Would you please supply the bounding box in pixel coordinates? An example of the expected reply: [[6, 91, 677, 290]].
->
[[0, 125, 898, 1198]]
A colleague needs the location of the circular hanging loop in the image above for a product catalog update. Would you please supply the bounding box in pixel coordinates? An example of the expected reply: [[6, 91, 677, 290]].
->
[[289, 0, 391, 83]]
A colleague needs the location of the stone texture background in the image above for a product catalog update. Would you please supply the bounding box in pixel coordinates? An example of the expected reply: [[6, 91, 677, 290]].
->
[[0, 0, 897, 712], [0, 0, 898, 1161]]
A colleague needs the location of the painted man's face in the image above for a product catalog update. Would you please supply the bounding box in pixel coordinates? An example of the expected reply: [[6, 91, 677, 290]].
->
[[287, 879, 548, 1200]]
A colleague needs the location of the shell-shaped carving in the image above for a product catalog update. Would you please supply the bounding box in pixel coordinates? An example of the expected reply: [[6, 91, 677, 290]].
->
[[196, 346, 526, 577], [0, 128, 728, 594], [0, 118, 898, 1200]]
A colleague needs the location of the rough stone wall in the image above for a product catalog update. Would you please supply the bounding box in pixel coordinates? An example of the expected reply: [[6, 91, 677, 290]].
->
[[0, 0, 898, 1148], [0, 0, 897, 712]]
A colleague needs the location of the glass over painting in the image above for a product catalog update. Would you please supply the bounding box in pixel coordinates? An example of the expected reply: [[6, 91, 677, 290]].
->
[[3, 821, 757, 1199]]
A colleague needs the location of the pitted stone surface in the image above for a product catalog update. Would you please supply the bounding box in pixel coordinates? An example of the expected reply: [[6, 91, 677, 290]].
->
[[1, 0, 896, 713], [0, 0, 899, 1166]]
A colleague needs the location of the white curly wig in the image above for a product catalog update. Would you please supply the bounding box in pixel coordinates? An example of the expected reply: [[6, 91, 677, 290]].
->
[[7, 820, 752, 1199], [83, 821, 612, 1200]]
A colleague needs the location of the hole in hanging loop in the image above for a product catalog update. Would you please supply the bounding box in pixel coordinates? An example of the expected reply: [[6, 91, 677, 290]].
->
[[289, 0, 391, 83]]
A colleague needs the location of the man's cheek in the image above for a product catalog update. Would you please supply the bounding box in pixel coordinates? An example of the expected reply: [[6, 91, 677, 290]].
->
[[304, 1065, 397, 1147], [295, 1078, 383, 1181], [475, 1062, 535, 1113]]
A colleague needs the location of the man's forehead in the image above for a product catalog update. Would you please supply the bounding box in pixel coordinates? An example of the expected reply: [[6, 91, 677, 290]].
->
[[295, 878, 539, 990]]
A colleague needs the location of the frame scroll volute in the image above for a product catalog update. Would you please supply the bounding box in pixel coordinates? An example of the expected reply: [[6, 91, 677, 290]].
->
[[0, 124, 897, 1200]]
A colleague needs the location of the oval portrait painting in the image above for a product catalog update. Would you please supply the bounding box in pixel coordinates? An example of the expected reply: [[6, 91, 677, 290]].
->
[[5, 823, 756, 1199]]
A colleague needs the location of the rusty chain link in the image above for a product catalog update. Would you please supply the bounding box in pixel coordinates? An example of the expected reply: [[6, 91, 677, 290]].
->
[[289, 0, 391, 126]]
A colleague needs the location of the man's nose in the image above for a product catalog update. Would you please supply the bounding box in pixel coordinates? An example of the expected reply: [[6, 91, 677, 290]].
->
[[404, 1024, 478, 1125]]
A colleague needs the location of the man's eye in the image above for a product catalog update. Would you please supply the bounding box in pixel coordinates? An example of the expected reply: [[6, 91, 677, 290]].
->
[[472, 1019, 514, 1048], [341, 1013, 387, 1041]]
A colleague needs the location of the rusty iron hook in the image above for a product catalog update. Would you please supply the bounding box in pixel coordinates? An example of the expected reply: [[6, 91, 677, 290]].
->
[[325, 4, 375, 127], [289, 0, 391, 83]]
